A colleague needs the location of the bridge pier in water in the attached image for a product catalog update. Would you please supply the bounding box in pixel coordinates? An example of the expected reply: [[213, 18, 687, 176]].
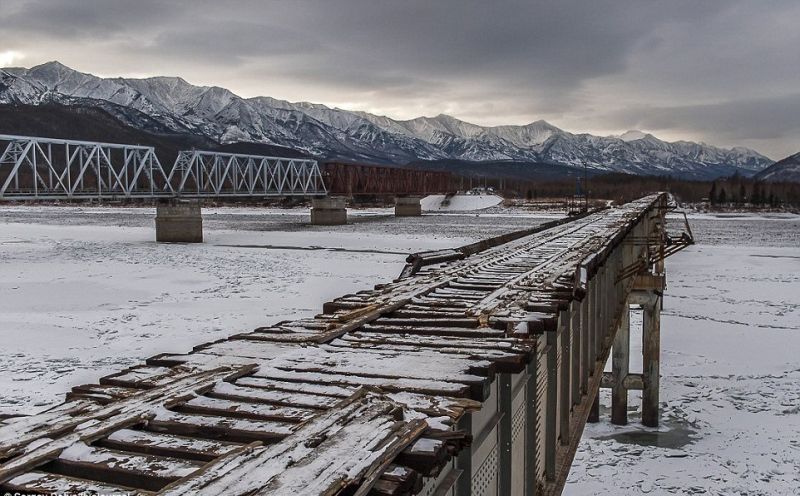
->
[[155, 201, 203, 243], [394, 196, 422, 216], [310, 197, 347, 225], [629, 284, 663, 428]]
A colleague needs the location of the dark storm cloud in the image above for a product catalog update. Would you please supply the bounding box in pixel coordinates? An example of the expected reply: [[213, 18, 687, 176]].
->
[[1, 0, 797, 158], [604, 93, 800, 153], [2, 0, 183, 39]]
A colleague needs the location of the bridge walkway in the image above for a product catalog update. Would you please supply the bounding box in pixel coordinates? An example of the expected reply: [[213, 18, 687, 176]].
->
[[0, 194, 687, 495]]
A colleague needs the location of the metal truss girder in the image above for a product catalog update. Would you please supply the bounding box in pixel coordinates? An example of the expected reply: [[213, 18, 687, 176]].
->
[[0, 135, 172, 199], [166, 150, 326, 198], [0, 136, 326, 200]]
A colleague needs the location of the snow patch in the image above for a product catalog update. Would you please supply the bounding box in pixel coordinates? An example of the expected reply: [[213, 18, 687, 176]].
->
[[421, 194, 503, 212]]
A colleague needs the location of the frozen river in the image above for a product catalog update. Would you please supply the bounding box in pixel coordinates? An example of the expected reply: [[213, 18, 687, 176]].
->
[[1, 204, 798, 494]]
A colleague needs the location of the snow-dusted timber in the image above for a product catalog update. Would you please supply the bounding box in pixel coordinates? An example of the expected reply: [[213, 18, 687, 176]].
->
[[0, 194, 692, 495], [0, 134, 327, 199]]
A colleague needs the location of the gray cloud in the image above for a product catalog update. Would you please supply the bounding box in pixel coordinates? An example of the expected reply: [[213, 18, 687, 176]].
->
[[0, 0, 797, 158]]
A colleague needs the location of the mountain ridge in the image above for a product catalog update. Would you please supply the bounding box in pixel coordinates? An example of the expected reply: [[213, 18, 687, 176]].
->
[[755, 152, 800, 182], [0, 61, 774, 179]]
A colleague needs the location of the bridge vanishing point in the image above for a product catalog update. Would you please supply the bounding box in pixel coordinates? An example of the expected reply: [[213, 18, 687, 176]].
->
[[0, 193, 694, 495]]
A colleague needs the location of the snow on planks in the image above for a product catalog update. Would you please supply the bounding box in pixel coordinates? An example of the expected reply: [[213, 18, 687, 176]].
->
[[0, 195, 664, 495]]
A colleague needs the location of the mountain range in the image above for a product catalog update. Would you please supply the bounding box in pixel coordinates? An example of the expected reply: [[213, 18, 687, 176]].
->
[[0, 61, 776, 179]]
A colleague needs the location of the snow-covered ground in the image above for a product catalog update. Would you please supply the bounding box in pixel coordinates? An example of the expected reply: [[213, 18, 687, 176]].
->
[[421, 193, 504, 211], [568, 213, 800, 495], [0, 205, 545, 413], [1, 206, 798, 494]]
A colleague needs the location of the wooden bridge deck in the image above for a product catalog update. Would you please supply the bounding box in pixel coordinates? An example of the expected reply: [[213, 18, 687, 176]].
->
[[0, 194, 670, 495]]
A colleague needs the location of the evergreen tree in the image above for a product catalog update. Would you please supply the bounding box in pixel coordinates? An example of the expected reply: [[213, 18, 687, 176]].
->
[[751, 183, 762, 206], [709, 182, 717, 204], [718, 187, 727, 204]]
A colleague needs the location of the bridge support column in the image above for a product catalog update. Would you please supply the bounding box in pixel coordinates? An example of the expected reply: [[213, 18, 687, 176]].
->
[[642, 294, 662, 427], [155, 201, 203, 243], [587, 391, 600, 423], [310, 197, 347, 225], [611, 304, 630, 425], [395, 196, 422, 216], [630, 289, 662, 427]]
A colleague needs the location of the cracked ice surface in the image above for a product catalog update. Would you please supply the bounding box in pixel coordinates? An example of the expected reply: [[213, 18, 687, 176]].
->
[[0, 204, 542, 414], [1, 205, 799, 494], [568, 215, 800, 495]]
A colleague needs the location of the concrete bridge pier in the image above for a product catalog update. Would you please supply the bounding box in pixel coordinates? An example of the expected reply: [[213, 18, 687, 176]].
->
[[394, 196, 422, 217], [310, 197, 347, 225], [155, 201, 203, 243]]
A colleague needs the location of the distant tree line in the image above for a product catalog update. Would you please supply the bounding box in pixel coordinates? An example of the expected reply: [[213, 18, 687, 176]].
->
[[482, 172, 800, 208]]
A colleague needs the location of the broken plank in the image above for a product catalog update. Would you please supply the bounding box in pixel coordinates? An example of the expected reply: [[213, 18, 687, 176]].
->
[[45, 442, 202, 492]]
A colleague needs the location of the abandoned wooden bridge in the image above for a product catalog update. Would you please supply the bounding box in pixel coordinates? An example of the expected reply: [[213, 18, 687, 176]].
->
[[0, 193, 692, 495]]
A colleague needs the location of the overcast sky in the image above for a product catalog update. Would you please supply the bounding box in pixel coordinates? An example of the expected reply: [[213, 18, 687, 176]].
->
[[1, 0, 797, 158]]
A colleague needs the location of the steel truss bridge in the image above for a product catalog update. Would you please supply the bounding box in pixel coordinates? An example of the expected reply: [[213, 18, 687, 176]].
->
[[0, 194, 695, 495], [0, 135, 327, 200]]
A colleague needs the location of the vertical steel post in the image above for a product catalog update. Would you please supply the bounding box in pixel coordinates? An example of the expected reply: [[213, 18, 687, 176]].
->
[[580, 293, 589, 395], [524, 360, 537, 496], [559, 310, 571, 445], [455, 413, 473, 496], [570, 302, 581, 408], [545, 330, 557, 481], [499, 373, 512, 495]]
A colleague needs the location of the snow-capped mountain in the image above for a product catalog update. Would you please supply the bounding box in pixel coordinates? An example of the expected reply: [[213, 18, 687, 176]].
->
[[755, 152, 800, 182], [0, 61, 774, 178]]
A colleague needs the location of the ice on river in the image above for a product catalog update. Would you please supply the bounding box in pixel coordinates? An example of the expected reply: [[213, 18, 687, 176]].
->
[[0, 205, 542, 413], [1, 205, 799, 494], [568, 213, 800, 495]]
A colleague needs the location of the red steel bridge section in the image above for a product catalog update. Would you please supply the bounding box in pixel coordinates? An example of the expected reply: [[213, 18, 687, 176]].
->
[[321, 162, 456, 196]]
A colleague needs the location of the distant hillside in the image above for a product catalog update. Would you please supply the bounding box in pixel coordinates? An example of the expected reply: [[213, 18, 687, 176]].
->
[[755, 152, 800, 182]]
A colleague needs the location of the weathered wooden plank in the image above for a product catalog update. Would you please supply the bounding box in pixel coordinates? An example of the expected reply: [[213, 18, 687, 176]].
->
[[44, 443, 202, 491], [98, 428, 241, 461], [176, 395, 317, 423], [147, 407, 295, 444], [99, 365, 177, 389], [241, 370, 474, 399], [159, 392, 427, 496], [360, 324, 505, 338], [2, 470, 140, 495], [218, 377, 355, 398], [0, 366, 252, 466]]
